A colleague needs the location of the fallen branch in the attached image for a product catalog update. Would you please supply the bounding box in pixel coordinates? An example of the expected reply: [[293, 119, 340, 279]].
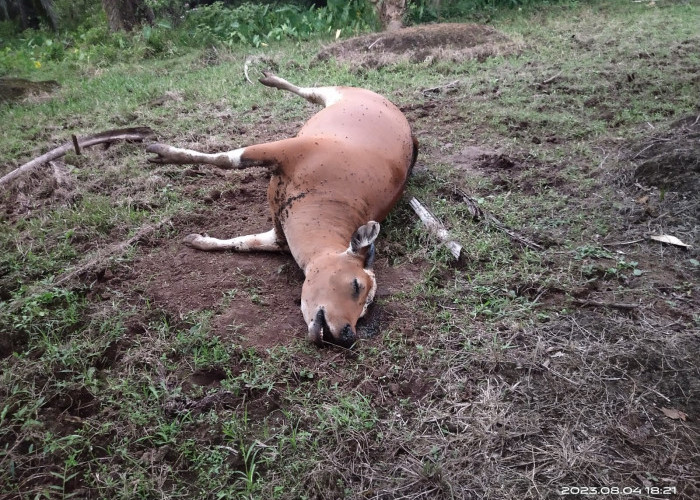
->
[[409, 197, 463, 260], [601, 239, 645, 247], [53, 218, 170, 287], [0, 127, 155, 188], [422, 80, 461, 95], [572, 299, 639, 310], [1, 218, 171, 318], [540, 71, 563, 85], [454, 187, 543, 251]]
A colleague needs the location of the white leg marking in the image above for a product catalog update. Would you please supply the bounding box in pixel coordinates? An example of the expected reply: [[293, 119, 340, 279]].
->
[[147, 143, 245, 168], [183, 229, 285, 252], [259, 72, 344, 108], [297, 87, 343, 108], [225, 148, 245, 167]]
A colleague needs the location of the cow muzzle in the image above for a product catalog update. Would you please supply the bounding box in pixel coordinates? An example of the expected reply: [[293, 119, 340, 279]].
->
[[307, 309, 356, 348]]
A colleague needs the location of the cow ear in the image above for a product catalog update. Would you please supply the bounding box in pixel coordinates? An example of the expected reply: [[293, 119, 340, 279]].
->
[[363, 242, 376, 269], [348, 221, 380, 266]]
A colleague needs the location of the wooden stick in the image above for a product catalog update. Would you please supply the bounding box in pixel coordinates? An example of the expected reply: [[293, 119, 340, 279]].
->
[[541, 71, 563, 85], [422, 80, 461, 95], [0, 127, 155, 188], [3, 218, 171, 317], [409, 197, 463, 260], [454, 187, 543, 250], [71, 134, 81, 155], [601, 239, 644, 247], [572, 299, 639, 310], [53, 218, 170, 287]]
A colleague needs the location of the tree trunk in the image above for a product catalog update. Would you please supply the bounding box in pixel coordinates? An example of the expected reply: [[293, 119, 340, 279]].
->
[[38, 0, 58, 30], [0, 0, 58, 29], [101, 0, 152, 32], [17, 0, 30, 29], [0, 0, 9, 22], [371, 0, 407, 31]]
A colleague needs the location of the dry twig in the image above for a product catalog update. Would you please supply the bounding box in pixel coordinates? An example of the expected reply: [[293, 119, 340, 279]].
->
[[70, 134, 81, 155], [454, 187, 543, 250], [540, 71, 563, 85], [601, 239, 645, 247], [367, 37, 383, 50], [422, 80, 461, 95], [2, 219, 170, 318], [53, 218, 170, 287], [572, 299, 639, 310]]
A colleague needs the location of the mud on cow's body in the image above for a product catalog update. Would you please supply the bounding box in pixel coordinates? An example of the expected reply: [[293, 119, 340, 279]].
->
[[147, 72, 417, 347]]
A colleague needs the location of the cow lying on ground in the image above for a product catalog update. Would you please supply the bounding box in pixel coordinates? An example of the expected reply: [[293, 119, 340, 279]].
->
[[147, 72, 417, 347]]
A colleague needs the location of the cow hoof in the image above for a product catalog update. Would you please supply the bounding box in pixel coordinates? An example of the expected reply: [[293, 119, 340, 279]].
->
[[182, 233, 203, 247], [146, 143, 168, 164]]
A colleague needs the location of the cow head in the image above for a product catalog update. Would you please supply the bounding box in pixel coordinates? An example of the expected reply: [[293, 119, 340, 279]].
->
[[301, 221, 380, 348]]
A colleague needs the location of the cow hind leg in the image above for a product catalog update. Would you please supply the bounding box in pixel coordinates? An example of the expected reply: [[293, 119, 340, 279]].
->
[[259, 71, 342, 108], [146, 137, 302, 170], [183, 228, 287, 252]]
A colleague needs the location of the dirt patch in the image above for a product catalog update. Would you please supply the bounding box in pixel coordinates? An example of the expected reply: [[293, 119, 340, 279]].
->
[[113, 175, 427, 350], [609, 114, 700, 250], [316, 23, 521, 69], [631, 114, 700, 194], [1, 160, 79, 221], [0, 77, 59, 102]]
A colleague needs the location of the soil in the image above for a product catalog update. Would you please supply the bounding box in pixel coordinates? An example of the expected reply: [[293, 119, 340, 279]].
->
[[0, 77, 59, 102], [316, 23, 521, 70], [105, 167, 427, 350], [631, 114, 700, 194]]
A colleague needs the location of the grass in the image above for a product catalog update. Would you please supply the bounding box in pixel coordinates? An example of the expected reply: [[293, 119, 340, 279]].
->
[[1, 0, 699, 498]]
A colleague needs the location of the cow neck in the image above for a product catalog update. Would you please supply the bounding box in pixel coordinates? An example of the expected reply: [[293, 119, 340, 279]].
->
[[285, 219, 359, 275]]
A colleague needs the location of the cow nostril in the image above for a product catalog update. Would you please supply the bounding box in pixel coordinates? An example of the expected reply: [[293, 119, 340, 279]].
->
[[338, 324, 356, 348]]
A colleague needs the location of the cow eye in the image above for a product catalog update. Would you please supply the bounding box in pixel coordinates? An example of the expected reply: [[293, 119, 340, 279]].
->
[[352, 278, 361, 298]]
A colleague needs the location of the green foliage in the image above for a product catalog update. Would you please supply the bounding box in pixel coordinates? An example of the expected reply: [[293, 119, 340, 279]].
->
[[405, 0, 566, 24], [182, 0, 378, 48], [3, 288, 84, 338], [0, 1, 379, 75], [52, 0, 105, 32]]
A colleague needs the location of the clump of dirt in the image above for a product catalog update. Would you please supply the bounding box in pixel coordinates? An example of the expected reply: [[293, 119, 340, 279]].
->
[[631, 114, 700, 194], [0, 77, 59, 102], [1, 160, 79, 220], [316, 23, 521, 69]]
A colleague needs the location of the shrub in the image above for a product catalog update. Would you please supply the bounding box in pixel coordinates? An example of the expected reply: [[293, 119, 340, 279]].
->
[[182, 0, 378, 48]]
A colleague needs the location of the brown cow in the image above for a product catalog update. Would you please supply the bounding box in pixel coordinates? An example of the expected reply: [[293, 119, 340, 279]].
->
[[147, 72, 417, 347]]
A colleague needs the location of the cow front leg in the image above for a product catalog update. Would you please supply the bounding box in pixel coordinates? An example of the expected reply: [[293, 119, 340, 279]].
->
[[183, 228, 287, 252]]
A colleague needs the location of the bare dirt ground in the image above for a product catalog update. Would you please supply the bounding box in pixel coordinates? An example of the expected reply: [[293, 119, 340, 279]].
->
[[109, 171, 424, 350], [317, 22, 521, 69]]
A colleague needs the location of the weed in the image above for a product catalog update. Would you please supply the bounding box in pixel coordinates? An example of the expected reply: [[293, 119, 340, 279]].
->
[[236, 440, 262, 495]]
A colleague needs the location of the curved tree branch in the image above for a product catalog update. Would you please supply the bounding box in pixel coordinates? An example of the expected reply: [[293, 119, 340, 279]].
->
[[0, 127, 155, 188]]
